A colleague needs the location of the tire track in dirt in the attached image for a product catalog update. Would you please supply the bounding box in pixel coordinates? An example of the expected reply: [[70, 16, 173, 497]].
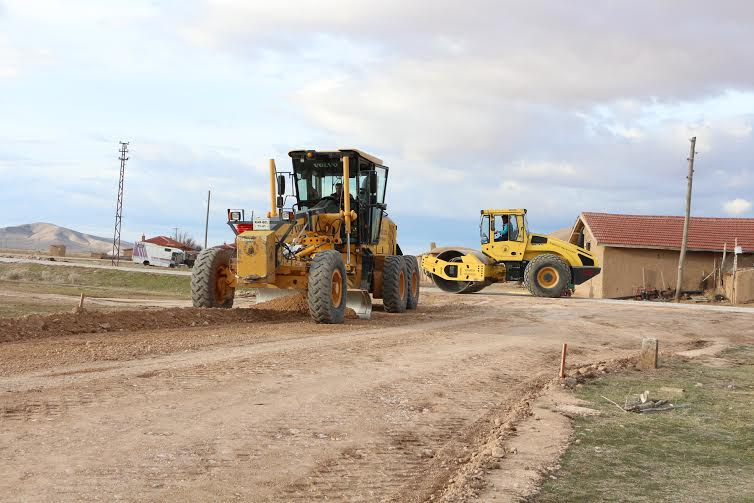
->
[[1, 310, 566, 501], [2, 293, 753, 501]]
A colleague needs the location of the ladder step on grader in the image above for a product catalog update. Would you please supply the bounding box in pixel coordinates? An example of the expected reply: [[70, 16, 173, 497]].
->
[[191, 149, 420, 323]]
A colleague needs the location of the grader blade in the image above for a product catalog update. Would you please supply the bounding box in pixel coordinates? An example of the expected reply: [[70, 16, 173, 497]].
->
[[346, 290, 372, 320]]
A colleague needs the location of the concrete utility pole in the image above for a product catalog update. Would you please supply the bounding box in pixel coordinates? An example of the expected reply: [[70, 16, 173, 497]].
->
[[204, 190, 211, 250], [674, 136, 697, 302]]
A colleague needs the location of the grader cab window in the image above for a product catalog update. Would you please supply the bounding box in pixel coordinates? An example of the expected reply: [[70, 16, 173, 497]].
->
[[367, 166, 388, 243], [291, 152, 389, 245], [293, 158, 357, 210]]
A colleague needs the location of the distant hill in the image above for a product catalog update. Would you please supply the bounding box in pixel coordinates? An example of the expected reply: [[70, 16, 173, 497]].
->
[[0, 223, 131, 253], [548, 227, 573, 242]]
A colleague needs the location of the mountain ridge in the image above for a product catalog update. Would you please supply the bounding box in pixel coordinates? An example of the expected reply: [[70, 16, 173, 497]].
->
[[0, 223, 132, 253]]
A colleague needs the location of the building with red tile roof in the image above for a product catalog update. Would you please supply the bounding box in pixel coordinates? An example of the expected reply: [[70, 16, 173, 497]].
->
[[568, 213, 754, 299], [573, 212, 754, 253], [143, 235, 197, 252]]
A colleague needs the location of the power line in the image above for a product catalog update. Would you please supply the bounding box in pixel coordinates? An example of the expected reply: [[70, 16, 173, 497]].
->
[[111, 141, 129, 266]]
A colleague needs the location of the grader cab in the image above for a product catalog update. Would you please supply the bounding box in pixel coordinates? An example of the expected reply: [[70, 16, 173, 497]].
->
[[191, 149, 420, 323], [421, 208, 601, 297]]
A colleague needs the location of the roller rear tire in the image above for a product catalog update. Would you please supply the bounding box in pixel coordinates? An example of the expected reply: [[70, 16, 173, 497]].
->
[[524, 253, 571, 298]]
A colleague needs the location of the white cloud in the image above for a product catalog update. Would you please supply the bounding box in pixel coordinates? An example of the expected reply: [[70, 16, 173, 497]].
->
[[0, 34, 53, 78], [721, 120, 753, 138], [723, 199, 752, 215], [4, 1, 754, 247]]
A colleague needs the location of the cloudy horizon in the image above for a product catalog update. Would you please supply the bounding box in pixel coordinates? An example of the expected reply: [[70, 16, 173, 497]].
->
[[1, 0, 753, 253]]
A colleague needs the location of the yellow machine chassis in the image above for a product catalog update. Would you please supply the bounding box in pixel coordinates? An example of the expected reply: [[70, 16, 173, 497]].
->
[[420, 208, 600, 295]]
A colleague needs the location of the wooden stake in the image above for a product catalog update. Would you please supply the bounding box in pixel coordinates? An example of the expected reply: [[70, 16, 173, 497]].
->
[[559, 343, 568, 378], [79, 293, 85, 309]]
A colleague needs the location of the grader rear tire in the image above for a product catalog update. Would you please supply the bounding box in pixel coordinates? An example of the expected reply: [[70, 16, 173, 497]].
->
[[383, 255, 408, 313], [307, 250, 347, 324], [404, 255, 421, 309], [191, 247, 235, 308], [524, 253, 571, 298]]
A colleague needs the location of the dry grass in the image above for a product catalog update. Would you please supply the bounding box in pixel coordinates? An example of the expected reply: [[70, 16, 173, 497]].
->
[[533, 346, 754, 502], [0, 263, 190, 299]]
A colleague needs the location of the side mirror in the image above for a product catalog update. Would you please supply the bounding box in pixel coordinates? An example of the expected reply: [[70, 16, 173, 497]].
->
[[277, 175, 286, 195], [369, 171, 378, 195]]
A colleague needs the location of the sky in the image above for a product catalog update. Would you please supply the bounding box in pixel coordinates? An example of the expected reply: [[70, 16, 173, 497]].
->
[[1, 0, 753, 254]]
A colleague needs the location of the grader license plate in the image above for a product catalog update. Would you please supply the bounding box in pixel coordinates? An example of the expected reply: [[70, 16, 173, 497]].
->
[[253, 217, 271, 230]]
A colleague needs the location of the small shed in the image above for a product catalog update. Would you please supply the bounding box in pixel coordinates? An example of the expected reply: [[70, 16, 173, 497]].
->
[[569, 212, 754, 298]]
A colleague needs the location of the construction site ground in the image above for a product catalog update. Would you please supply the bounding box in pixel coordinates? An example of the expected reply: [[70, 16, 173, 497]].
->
[[1, 286, 753, 502]]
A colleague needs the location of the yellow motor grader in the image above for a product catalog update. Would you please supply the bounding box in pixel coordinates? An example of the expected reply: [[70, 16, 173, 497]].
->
[[421, 209, 600, 297], [191, 149, 420, 323]]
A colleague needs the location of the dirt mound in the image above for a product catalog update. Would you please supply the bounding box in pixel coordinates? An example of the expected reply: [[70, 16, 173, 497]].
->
[[256, 293, 310, 313], [0, 305, 310, 344], [257, 294, 360, 319]]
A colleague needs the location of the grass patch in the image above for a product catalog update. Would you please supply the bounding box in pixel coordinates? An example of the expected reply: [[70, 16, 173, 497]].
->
[[0, 263, 190, 299], [534, 346, 754, 502], [0, 302, 73, 318]]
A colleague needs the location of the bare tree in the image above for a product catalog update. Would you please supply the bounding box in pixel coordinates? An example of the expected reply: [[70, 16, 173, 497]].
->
[[176, 231, 201, 251]]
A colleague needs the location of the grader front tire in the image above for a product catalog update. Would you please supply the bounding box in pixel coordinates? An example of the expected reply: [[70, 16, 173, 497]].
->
[[524, 253, 571, 298], [307, 250, 347, 324], [383, 255, 408, 313], [191, 247, 235, 308]]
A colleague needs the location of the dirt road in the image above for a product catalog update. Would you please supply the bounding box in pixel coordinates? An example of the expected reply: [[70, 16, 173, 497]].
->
[[1, 291, 752, 502]]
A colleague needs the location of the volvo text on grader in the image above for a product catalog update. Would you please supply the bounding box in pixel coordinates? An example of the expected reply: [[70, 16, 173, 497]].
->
[[191, 149, 420, 323], [421, 209, 601, 297]]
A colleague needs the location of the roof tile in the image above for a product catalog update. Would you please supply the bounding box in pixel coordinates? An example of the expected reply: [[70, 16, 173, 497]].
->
[[581, 212, 754, 252], [143, 236, 195, 251]]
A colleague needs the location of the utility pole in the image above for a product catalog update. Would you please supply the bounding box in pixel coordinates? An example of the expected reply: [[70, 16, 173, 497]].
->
[[111, 141, 129, 266], [173, 227, 179, 241], [674, 136, 696, 302], [204, 189, 211, 249]]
